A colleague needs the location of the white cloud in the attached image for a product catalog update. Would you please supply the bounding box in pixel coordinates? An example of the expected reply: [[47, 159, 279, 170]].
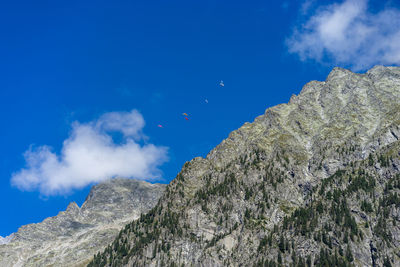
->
[[287, 0, 400, 70], [11, 110, 168, 196], [96, 109, 145, 139]]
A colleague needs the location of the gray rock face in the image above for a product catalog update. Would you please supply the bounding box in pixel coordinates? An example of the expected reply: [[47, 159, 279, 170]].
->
[[0, 235, 13, 245], [90, 66, 400, 267], [0, 179, 166, 267]]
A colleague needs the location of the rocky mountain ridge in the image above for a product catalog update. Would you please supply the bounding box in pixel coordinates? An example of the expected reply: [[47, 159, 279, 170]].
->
[[89, 66, 400, 266], [0, 179, 166, 267], [0, 235, 13, 245]]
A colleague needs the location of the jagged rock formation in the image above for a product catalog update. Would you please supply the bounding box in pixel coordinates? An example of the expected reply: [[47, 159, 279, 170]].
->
[[90, 66, 400, 267], [0, 235, 13, 245], [0, 179, 166, 267]]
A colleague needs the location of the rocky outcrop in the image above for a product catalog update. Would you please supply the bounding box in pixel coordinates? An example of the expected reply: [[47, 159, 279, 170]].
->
[[0, 179, 165, 267], [89, 66, 400, 267], [0, 235, 13, 246]]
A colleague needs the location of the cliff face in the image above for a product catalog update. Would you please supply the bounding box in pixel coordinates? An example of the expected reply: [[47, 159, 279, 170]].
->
[[90, 66, 400, 267], [0, 179, 166, 267]]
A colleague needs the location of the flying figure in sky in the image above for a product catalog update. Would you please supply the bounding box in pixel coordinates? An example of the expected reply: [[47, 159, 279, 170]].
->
[[157, 124, 163, 128], [205, 99, 208, 104], [219, 80, 224, 87], [182, 113, 188, 116]]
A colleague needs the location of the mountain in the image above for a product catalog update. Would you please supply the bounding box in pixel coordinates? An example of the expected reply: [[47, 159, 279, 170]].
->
[[0, 179, 166, 267], [0, 235, 13, 245], [89, 66, 400, 267]]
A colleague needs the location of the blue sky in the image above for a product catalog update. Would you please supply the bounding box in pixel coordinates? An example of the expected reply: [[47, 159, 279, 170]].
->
[[1, 0, 400, 236]]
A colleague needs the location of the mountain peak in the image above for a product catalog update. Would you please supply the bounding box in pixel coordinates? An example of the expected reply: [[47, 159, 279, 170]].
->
[[326, 66, 353, 80], [90, 66, 400, 267], [0, 178, 166, 266]]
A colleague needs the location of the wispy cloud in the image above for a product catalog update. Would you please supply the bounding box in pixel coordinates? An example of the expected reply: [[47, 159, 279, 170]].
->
[[287, 0, 400, 70], [11, 110, 168, 196], [300, 0, 316, 15]]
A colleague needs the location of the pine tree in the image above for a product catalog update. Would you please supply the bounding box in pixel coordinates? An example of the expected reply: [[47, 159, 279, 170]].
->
[[277, 251, 282, 264], [383, 257, 392, 267], [306, 255, 312, 267], [279, 235, 285, 252], [345, 245, 353, 262]]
